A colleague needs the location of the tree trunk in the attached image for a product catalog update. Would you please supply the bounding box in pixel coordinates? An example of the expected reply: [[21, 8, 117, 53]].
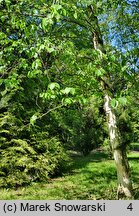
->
[[104, 94, 133, 198], [89, 5, 133, 198]]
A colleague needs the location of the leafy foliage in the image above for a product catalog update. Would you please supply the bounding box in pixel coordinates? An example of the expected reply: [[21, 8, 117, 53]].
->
[[0, 108, 68, 187], [0, 0, 138, 190]]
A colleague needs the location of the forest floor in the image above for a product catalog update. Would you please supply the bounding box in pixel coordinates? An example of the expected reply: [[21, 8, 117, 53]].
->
[[0, 151, 139, 200]]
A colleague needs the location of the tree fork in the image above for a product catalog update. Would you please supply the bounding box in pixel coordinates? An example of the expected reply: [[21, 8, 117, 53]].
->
[[88, 5, 133, 198]]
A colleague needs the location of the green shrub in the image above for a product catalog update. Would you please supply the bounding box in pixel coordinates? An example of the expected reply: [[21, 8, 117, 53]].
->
[[0, 136, 68, 188]]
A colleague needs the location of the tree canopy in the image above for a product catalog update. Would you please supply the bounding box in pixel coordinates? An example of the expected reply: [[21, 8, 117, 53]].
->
[[0, 0, 138, 197]]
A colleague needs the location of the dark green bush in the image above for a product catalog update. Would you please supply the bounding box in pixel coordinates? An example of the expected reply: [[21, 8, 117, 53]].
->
[[0, 135, 68, 188], [0, 111, 69, 188]]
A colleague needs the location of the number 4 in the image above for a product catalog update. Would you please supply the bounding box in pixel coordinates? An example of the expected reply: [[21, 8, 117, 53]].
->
[[127, 203, 133, 211]]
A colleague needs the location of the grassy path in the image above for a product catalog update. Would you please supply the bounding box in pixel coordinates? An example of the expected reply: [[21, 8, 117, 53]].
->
[[0, 151, 139, 200]]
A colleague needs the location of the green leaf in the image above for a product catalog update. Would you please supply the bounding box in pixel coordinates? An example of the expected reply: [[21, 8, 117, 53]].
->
[[110, 54, 116, 61], [118, 97, 127, 106], [62, 8, 67, 16], [27, 70, 42, 78], [81, 97, 88, 104], [48, 82, 60, 90], [42, 18, 48, 30], [74, 12, 78, 19], [52, 4, 62, 11], [122, 65, 128, 72], [61, 87, 76, 95], [96, 68, 105, 76], [64, 98, 73, 105], [30, 114, 38, 126], [111, 98, 118, 108], [42, 17, 54, 30], [46, 47, 55, 53], [32, 59, 42, 69]]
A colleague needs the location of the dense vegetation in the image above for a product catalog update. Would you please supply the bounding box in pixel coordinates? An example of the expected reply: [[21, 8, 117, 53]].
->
[[0, 0, 138, 198], [0, 151, 139, 200]]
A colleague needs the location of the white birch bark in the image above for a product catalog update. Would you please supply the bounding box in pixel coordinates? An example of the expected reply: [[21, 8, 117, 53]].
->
[[104, 94, 133, 198]]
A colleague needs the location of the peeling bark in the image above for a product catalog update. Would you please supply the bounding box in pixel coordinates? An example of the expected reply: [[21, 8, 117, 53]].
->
[[104, 94, 133, 198]]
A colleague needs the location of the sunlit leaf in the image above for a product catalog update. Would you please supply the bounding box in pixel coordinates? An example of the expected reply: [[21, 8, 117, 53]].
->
[[118, 97, 127, 106], [111, 99, 118, 108], [61, 87, 76, 95], [48, 82, 60, 90], [30, 114, 38, 126]]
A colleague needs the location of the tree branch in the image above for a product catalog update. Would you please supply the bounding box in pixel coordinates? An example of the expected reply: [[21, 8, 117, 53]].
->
[[62, 17, 88, 29], [39, 104, 64, 119]]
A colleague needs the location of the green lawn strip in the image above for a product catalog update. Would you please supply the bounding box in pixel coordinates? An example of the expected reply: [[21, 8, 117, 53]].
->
[[0, 151, 138, 200]]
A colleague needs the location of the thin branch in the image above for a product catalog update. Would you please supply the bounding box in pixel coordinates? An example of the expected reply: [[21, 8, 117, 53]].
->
[[39, 104, 64, 119], [62, 17, 88, 29], [35, 95, 41, 109]]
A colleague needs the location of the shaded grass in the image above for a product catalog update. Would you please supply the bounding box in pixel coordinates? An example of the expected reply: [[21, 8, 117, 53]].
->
[[0, 151, 138, 200]]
